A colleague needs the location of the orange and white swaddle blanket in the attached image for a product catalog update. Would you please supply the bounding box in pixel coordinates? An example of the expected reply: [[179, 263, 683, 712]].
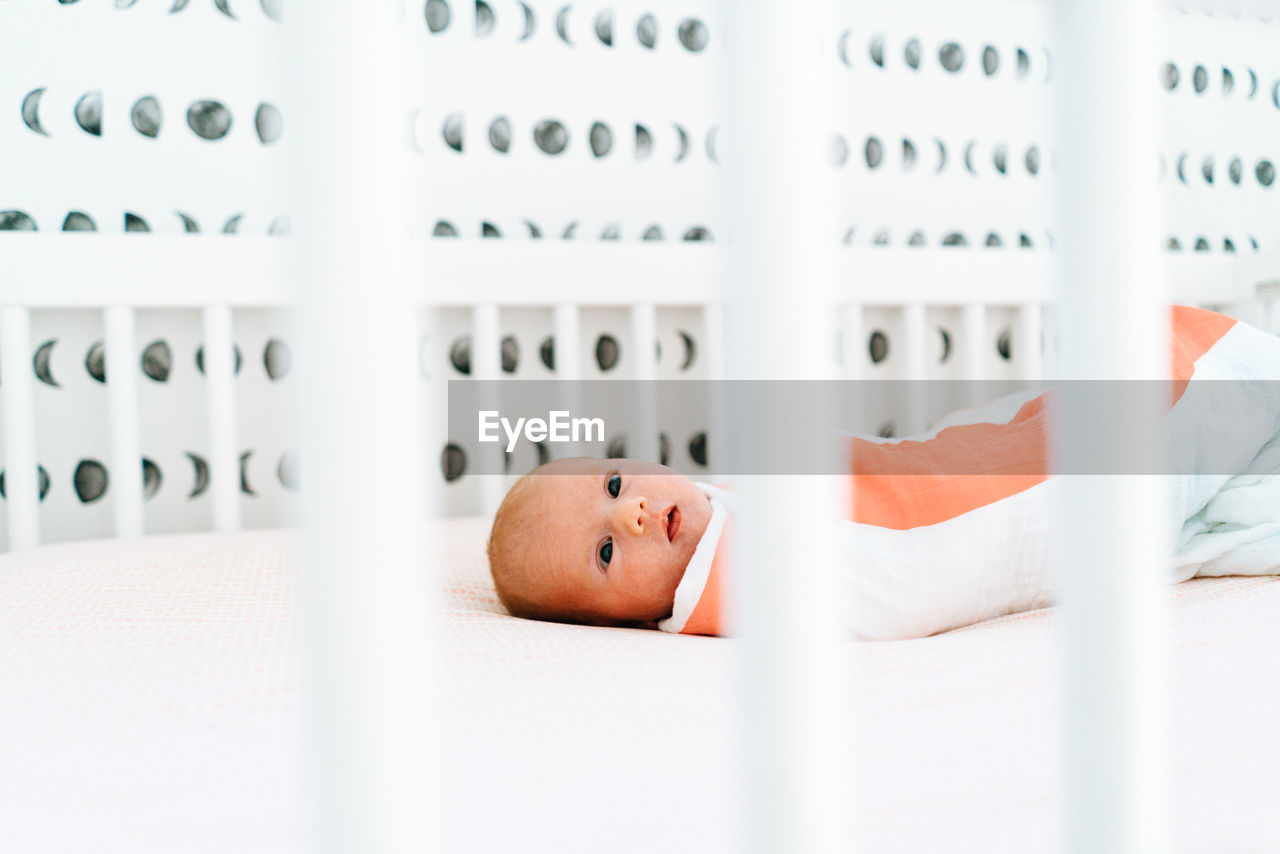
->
[[657, 482, 734, 635], [660, 306, 1280, 641]]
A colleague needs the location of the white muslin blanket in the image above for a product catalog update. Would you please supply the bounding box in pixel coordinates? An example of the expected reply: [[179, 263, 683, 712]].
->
[[662, 306, 1280, 640]]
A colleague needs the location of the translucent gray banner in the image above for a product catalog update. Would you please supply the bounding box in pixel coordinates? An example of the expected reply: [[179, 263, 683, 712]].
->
[[446, 380, 1280, 476]]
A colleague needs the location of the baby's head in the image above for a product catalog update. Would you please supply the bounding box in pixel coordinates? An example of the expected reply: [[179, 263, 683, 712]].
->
[[487, 457, 713, 629]]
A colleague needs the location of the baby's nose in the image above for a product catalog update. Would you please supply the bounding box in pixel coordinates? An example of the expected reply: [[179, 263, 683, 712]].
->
[[613, 496, 648, 535]]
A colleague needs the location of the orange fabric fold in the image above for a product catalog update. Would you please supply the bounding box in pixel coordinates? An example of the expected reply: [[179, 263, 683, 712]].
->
[[849, 305, 1237, 530]]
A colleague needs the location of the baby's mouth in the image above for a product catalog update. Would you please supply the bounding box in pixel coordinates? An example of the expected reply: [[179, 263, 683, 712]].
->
[[666, 506, 681, 543]]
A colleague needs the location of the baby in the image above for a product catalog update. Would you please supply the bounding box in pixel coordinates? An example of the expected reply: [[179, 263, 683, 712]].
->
[[487, 457, 715, 630], [488, 306, 1280, 640]]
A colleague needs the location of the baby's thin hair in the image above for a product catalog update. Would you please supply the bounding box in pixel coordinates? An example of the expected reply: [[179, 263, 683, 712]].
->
[[487, 467, 578, 623], [488, 459, 630, 628]]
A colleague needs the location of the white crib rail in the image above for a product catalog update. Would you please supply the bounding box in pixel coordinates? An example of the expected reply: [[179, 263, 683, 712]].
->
[[3, 236, 1263, 308], [3, 234, 1274, 552], [5, 234, 1274, 555]]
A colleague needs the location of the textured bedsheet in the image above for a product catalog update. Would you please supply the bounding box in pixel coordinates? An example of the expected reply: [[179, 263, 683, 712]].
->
[[2, 521, 1278, 853]]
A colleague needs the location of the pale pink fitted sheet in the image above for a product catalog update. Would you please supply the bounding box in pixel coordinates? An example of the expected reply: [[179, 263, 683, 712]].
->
[[2, 520, 1277, 853]]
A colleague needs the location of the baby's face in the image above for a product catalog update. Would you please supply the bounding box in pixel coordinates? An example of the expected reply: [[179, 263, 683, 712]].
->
[[521, 458, 713, 627]]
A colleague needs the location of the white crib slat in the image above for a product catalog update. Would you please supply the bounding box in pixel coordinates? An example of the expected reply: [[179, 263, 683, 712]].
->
[[202, 305, 241, 532], [900, 303, 927, 381], [288, 5, 437, 852], [471, 304, 500, 379], [703, 302, 726, 384], [552, 303, 581, 381], [104, 306, 145, 538], [901, 302, 929, 434], [552, 303, 585, 459], [960, 302, 987, 408], [961, 302, 986, 381], [0, 307, 41, 551], [1017, 302, 1043, 382], [629, 302, 659, 463], [1053, 3, 1168, 853], [701, 302, 727, 475], [841, 303, 865, 381], [725, 1, 849, 851], [629, 302, 658, 383], [471, 303, 504, 514]]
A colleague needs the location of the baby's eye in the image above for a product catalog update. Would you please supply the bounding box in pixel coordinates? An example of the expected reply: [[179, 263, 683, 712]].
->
[[598, 538, 613, 569], [607, 473, 622, 498]]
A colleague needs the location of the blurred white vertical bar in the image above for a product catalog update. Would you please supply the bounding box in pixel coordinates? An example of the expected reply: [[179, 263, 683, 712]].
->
[[1052, 2, 1169, 854], [629, 302, 659, 463], [553, 302, 584, 458], [724, 1, 848, 853], [288, 2, 437, 853], [0, 306, 40, 551], [203, 305, 241, 532], [901, 302, 928, 433], [472, 303, 504, 513], [104, 306, 145, 538], [1017, 301, 1044, 382]]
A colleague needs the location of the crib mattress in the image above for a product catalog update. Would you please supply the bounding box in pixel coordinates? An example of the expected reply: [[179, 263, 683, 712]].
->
[[2, 521, 1278, 853]]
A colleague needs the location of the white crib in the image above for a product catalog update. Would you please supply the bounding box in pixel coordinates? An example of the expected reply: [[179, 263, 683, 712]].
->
[[3, 1, 1280, 852]]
